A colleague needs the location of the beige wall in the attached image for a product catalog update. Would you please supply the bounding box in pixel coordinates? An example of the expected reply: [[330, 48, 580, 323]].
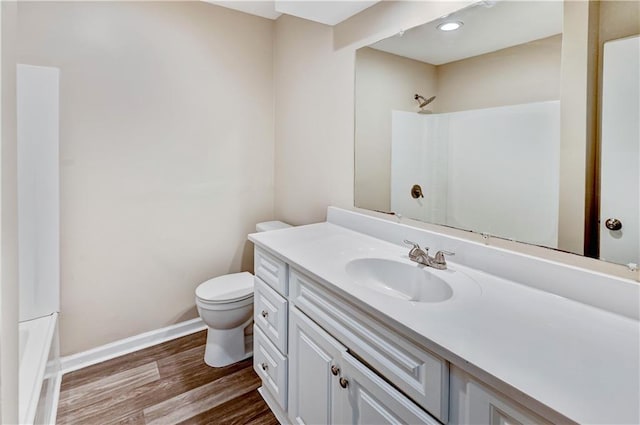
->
[[354, 48, 437, 212], [17, 1, 275, 355], [599, 0, 640, 43], [1, 2, 19, 422], [436, 35, 562, 113], [558, 0, 600, 255], [273, 15, 354, 225]]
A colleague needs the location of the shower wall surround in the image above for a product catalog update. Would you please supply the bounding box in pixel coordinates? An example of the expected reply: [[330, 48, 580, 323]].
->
[[391, 101, 561, 248]]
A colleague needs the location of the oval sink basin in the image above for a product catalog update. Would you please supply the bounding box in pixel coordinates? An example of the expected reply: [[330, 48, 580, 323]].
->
[[345, 258, 453, 303]]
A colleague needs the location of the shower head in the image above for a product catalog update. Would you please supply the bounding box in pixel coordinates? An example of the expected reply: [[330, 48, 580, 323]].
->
[[414, 94, 436, 108]]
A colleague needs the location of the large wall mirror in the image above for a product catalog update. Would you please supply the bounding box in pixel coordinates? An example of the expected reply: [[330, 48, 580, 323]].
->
[[354, 0, 639, 267]]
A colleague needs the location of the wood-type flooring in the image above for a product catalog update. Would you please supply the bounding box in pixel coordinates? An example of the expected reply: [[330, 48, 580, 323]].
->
[[56, 331, 277, 425]]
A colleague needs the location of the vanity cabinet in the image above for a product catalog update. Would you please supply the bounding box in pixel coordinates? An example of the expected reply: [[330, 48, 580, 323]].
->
[[253, 246, 560, 425]]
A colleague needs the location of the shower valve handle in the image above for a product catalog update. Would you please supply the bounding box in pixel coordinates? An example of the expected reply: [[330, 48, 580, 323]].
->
[[411, 184, 424, 199]]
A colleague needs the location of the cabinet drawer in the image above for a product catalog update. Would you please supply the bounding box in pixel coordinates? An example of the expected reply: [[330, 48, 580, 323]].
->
[[290, 268, 449, 423], [254, 326, 288, 411], [254, 276, 288, 354], [254, 247, 288, 296]]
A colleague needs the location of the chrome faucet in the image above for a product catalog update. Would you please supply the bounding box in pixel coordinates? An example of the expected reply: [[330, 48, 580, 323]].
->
[[403, 240, 455, 270]]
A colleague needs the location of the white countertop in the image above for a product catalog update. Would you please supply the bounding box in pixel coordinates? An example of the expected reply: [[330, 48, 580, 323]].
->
[[250, 222, 640, 425]]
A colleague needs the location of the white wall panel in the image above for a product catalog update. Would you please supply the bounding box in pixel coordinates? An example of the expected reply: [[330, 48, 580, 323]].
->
[[17, 64, 60, 321]]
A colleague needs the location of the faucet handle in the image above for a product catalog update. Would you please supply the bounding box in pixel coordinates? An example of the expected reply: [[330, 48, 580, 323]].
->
[[434, 250, 455, 263], [403, 240, 429, 252], [403, 240, 420, 249]]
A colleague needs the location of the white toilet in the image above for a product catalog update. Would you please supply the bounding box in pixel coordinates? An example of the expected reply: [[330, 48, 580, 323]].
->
[[195, 221, 291, 367]]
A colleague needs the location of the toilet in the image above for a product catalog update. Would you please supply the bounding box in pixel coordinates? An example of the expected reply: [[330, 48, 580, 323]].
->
[[195, 221, 291, 367]]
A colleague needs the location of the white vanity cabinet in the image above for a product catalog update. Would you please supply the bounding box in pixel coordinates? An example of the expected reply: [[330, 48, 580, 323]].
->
[[253, 246, 564, 425]]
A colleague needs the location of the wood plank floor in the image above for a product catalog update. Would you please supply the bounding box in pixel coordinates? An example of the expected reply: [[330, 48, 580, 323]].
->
[[57, 331, 278, 425]]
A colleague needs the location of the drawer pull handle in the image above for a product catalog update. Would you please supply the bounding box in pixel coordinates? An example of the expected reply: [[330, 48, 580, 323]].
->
[[330, 365, 340, 376], [261, 310, 268, 318], [260, 362, 268, 371], [339, 377, 349, 389]]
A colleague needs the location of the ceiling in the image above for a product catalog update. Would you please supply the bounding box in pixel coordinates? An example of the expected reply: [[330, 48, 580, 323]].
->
[[369, 1, 563, 65], [203, 0, 379, 26]]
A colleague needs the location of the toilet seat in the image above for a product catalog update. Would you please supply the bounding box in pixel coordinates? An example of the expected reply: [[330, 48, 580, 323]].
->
[[195, 272, 254, 304]]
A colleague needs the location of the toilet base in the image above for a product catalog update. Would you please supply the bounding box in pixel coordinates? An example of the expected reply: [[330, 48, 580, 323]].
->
[[204, 322, 252, 367]]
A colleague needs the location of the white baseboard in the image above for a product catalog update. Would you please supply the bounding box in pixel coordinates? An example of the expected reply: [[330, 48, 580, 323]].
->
[[60, 318, 207, 374]]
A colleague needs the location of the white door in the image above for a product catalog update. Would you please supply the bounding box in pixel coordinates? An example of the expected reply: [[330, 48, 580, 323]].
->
[[600, 35, 640, 266], [338, 352, 440, 425], [288, 307, 346, 425]]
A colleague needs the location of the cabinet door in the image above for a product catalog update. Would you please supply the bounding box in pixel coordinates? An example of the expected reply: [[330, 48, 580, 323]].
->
[[449, 367, 550, 425], [465, 380, 549, 425], [288, 307, 347, 425], [339, 352, 440, 425]]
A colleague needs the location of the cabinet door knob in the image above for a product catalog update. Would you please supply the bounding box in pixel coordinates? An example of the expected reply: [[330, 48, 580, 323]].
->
[[330, 365, 340, 376], [261, 310, 268, 318], [339, 377, 349, 389], [260, 362, 268, 371]]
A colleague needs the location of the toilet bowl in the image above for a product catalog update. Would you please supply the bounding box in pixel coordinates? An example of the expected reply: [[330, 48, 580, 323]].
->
[[195, 221, 291, 367], [196, 272, 254, 367]]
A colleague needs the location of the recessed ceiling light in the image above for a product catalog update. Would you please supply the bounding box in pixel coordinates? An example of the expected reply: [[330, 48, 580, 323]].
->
[[437, 21, 463, 32]]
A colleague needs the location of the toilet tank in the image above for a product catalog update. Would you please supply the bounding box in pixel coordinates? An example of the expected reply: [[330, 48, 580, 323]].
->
[[256, 221, 291, 232]]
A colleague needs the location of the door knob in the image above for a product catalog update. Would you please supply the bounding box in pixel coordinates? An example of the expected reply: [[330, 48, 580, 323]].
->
[[330, 365, 340, 376], [411, 184, 424, 199], [261, 310, 268, 318], [605, 218, 622, 231], [339, 377, 349, 389], [260, 362, 268, 371]]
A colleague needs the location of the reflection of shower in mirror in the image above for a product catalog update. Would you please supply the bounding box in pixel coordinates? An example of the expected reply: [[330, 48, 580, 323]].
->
[[414, 94, 436, 114]]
